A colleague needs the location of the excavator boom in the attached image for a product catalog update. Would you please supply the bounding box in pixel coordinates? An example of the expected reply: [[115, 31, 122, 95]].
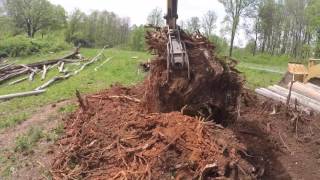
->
[[165, 0, 190, 80]]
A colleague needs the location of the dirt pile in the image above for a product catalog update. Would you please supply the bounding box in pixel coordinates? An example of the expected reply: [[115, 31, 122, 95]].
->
[[51, 30, 252, 179], [144, 29, 243, 124], [51, 86, 261, 179]]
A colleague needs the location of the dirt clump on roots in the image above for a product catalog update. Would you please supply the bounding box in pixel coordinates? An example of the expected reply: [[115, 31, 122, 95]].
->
[[143, 29, 243, 124], [51, 86, 261, 179]]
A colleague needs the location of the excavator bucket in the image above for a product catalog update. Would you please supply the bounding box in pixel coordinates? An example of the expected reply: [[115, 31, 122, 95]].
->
[[166, 28, 190, 80], [165, 0, 190, 81]]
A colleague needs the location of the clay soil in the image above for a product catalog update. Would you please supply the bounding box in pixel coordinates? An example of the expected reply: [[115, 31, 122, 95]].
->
[[50, 86, 320, 180], [51, 29, 320, 179]]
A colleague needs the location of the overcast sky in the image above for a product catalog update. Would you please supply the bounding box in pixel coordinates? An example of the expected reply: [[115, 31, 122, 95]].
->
[[48, 0, 246, 46]]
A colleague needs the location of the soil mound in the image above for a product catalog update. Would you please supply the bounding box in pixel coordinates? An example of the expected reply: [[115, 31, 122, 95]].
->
[[51, 30, 252, 179], [143, 29, 243, 124], [51, 86, 259, 179]]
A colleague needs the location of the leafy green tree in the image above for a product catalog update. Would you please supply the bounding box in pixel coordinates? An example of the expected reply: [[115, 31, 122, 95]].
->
[[209, 35, 228, 55], [5, 0, 66, 37], [129, 25, 145, 51], [218, 0, 256, 57]]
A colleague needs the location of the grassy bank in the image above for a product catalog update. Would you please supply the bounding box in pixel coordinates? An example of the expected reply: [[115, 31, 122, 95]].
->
[[233, 51, 290, 89], [0, 48, 150, 129]]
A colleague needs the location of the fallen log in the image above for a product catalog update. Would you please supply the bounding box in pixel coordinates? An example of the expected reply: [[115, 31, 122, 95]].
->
[[256, 88, 293, 104], [35, 74, 72, 91], [0, 68, 29, 83], [0, 89, 46, 101], [8, 76, 28, 85], [35, 46, 106, 91], [289, 82, 320, 102], [58, 62, 65, 73], [94, 57, 113, 72], [268, 85, 320, 112], [29, 71, 36, 81], [74, 46, 106, 75], [306, 83, 320, 92], [41, 65, 48, 80], [0, 48, 81, 84]]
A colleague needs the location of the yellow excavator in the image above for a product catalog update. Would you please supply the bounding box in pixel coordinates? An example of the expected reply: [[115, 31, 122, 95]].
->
[[288, 58, 320, 83], [164, 0, 190, 80]]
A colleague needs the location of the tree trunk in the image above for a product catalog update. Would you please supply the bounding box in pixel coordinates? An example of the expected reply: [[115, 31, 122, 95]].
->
[[229, 19, 238, 57], [26, 21, 32, 38]]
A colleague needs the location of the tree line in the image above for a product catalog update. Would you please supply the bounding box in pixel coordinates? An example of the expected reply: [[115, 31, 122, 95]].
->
[[0, 0, 134, 48], [251, 0, 320, 58], [1, 0, 319, 58]]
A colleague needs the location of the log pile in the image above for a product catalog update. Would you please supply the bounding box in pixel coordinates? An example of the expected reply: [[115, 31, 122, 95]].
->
[[0, 48, 81, 85], [0, 47, 107, 101], [255, 82, 320, 113]]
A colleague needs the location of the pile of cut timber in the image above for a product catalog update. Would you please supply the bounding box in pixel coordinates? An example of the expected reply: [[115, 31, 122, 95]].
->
[[0, 48, 80, 85], [255, 82, 320, 113]]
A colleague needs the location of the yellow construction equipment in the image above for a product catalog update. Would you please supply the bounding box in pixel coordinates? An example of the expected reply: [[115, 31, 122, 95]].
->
[[287, 58, 320, 83]]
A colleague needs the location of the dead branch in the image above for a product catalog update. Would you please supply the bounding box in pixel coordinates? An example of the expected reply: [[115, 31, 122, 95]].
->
[[278, 132, 293, 154], [35, 74, 72, 91], [0, 89, 46, 101], [8, 76, 28, 85], [76, 90, 88, 111], [41, 65, 48, 80], [108, 95, 141, 103], [94, 57, 113, 72], [59, 62, 65, 73], [29, 71, 36, 81]]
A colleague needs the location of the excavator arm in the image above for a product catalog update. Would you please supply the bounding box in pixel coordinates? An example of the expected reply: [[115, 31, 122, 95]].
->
[[165, 0, 178, 29], [164, 0, 190, 80]]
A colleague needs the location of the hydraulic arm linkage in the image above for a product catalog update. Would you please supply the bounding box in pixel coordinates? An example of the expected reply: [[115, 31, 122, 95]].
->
[[164, 0, 190, 81]]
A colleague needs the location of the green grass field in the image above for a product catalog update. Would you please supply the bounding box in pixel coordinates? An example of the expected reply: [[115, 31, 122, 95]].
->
[[0, 48, 290, 129], [0, 48, 150, 130], [233, 50, 290, 89]]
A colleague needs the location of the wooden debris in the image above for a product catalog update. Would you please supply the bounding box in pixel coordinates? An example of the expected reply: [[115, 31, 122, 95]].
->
[[35, 74, 72, 91], [29, 71, 36, 81], [8, 76, 28, 85], [76, 90, 88, 111], [0, 48, 80, 84], [94, 57, 113, 72], [289, 82, 320, 102], [74, 46, 106, 75], [0, 89, 46, 101], [58, 62, 65, 73], [41, 65, 48, 80]]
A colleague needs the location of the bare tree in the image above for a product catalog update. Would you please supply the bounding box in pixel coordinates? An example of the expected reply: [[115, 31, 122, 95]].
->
[[187, 16, 201, 33], [218, 0, 256, 56], [202, 10, 217, 37], [147, 7, 164, 27], [178, 20, 186, 30]]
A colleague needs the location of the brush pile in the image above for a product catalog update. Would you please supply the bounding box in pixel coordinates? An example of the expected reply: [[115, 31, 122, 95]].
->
[[0, 48, 80, 85], [51, 29, 255, 179], [144, 29, 243, 124], [52, 86, 261, 179]]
